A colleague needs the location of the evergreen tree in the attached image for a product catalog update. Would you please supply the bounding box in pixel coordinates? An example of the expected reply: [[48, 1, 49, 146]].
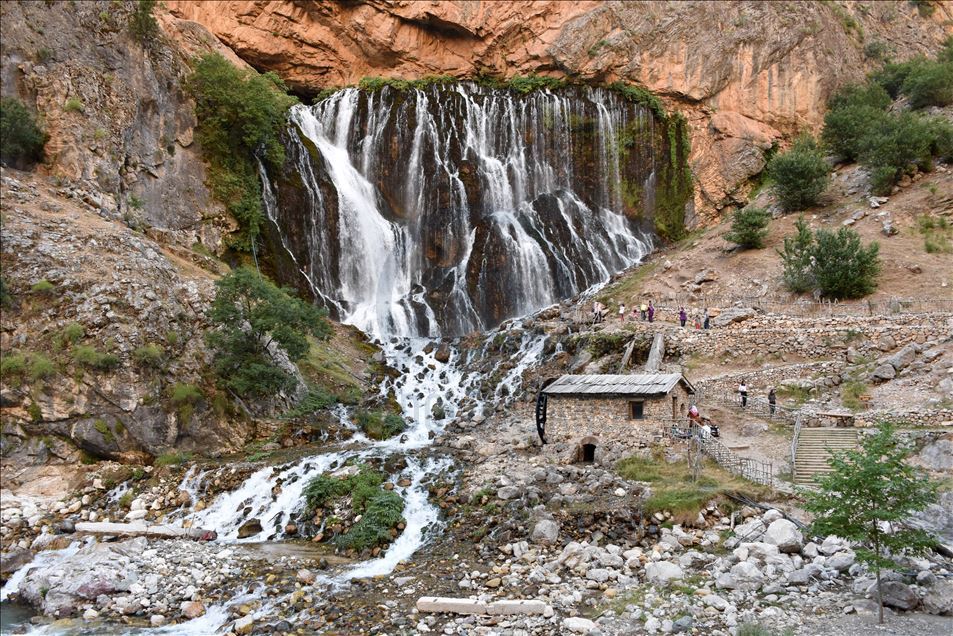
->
[[0, 97, 46, 168], [207, 267, 331, 398], [767, 135, 830, 212], [811, 227, 881, 299], [777, 216, 814, 293], [725, 207, 770, 249], [803, 422, 939, 624]]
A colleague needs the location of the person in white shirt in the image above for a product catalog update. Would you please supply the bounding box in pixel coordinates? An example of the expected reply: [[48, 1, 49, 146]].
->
[[738, 380, 748, 408]]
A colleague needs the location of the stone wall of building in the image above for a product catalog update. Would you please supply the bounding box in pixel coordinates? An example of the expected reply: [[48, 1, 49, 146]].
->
[[545, 383, 692, 464]]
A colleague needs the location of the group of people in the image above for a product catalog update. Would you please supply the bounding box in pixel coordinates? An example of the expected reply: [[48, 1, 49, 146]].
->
[[738, 379, 778, 415], [592, 300, 711, 330]]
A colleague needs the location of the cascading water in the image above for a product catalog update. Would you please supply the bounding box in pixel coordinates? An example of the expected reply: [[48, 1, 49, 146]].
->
[[263, 82, 671, 337]]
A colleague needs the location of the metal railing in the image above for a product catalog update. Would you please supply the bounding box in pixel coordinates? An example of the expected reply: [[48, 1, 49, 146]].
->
[[661, 419, 775, 488], [694, 385, 799, 425], [790, 414, 803, 479]]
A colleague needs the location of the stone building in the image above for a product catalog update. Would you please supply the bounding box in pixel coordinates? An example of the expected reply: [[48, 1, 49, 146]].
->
[[539, 373, 696, 464]]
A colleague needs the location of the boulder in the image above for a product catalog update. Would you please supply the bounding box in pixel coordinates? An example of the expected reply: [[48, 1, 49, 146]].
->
[[237, 519, 262, 539], [733, 519, 766, 542], [645, 561, 684, 585], [922, 581, 953, 616], [530, 519, 559, 545], [879, 581, 919, 610], [496, 486, 521, 500], [724, 561, 764, 591], [713, 307, 757, 328], [826, 551, 855, 572], [763, 519, 803, 554], [885, 343, 918, 372], [563, 617, 598, 633], [0, 548, 34, 581], [869, 363, 896, 382]]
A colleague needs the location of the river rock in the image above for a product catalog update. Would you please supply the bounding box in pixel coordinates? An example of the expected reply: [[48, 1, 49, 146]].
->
[[237, 519, 263, 539], [530, 518, 559, 545], [297, 568, 315, 584], [563, 616, 597, 633], [234, 615, 254, 634], [880, 581, 918, 610], [496, 486, 520, 500], [763, 519, 803, 553], [720, 561, 764, 592], [922, 581, 953, 615], [180, 600, 206, 618], [826, 551, 855, 572], [645, 561, 684, 585], [0, 548, 34, 579]]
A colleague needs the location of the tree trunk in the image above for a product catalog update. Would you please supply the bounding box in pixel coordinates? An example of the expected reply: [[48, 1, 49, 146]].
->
[[876, 566, 883, 624]]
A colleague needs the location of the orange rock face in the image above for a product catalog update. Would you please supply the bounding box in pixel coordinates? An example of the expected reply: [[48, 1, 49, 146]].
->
[[166, 0, 951, 215]]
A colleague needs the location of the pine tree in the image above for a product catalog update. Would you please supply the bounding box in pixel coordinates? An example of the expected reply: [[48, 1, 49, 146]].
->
[[767, 135, 830, 212], [725, 207, 770, 249], [811, 227, 881, 299], [803, 422, 939, 624], [777, 216, 814, 293]]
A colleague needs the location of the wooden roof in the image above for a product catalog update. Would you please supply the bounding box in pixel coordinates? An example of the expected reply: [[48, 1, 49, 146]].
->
[[542, 373, 695, 397]]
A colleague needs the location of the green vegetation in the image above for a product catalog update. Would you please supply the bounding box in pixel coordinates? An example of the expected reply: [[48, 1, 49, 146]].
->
[[188, 53, 297, 250], [917, 214, 953, 254], [1, 351, 56, 386], [841, 380, 870, 411], [778, 216, 814, 293], [778, 220, 880, 299], [767, 135, 829, 212], [129, 0, 158, 44], [72, 345, 119, 371], [824, 44, 953, 194], [281, 386, 338, 420], [0, 97, 46, 167], [803, 422, 939, 624], [302, 464, 405, 551], [30, 279, 55, 294], [63, 97, 84, 114], [93, 419, 114, 444], [358, 75, 458, 93], [168, 382, 202, 423], [132, 343, 164, 369], [353, 410, 406, 440], [725, 206, 770, 249], [57, 322, 85, 348], [155, 451, 192, 466], [207, 267, 331, 398], [616, 456, 770, 523], [654, 113, 693, 242], [296, 334, 365, 405], [0, 278, 12, 309], [812, 227, 881, 298]]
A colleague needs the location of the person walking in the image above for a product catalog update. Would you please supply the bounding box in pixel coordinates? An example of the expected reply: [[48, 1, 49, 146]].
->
[[768, 387, 777, 416], [618, 302, 626, 322], [647, 301, 655, 323], [631, 305, 639, 322], [703, 308, 710, 330], [640, 302, 647, 321], [678, 306, 687, 328], [738, 379, 748, 408]]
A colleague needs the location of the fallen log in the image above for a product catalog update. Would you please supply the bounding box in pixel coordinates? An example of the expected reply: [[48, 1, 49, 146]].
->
[[416, 596, 550, 617], [73, 521, 217, 541]]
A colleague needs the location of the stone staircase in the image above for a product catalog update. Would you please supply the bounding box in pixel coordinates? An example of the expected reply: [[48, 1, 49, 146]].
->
[[793, 427, 859, 486]]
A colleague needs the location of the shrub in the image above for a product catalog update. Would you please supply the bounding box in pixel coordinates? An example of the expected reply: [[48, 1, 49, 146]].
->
[[863, 41, 889, 61], [841, 380, 870, 411], [822, 83, 891, 162], [30, 279, 55, 294], [811, 227, 881, 299], [354, 410, 406, 440], [918, 214, 953, 254], [72, 345, 119, 371], [129, 0, 158, 44], [187, 53, 297, 250], [63, 97, 84, 114], [767, 135, 829, 211], [169, 382, 202, 423], [0, 277, 13, 309], [27, 353, 56, 382], [282, 386, 337, 419], [132, 343, 164, 368], [336, 490, 404, 551], [827, 82, 891, 111], [725, 207, 770, 249], [1, 353, 27, 386], [857, 112, 952, 194], [0, 97, 46, 167], [206, 267, 331, 398], [155, 451, 191, 466], [872, 58, 922, 98], [57, 322, 85, 348], [901, 60, 953, 109]]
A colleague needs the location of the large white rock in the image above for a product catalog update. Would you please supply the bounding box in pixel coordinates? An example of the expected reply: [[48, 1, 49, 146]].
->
[[763, 519, 803, 553], [563, 617, 598, 633], [733, 519, 766, 542], [530, 519, 559, 545], [645, 560, 684, 585], [726, 561, 764, 591]]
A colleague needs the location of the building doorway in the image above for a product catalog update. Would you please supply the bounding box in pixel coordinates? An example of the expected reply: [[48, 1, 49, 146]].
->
[[577, 435, 599, 464]]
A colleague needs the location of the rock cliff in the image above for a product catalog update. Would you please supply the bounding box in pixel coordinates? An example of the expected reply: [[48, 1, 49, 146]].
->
[[166, 0, 952, 215]]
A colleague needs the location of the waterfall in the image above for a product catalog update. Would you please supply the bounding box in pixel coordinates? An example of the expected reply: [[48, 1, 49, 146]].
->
[[263, 82, 662, 338]]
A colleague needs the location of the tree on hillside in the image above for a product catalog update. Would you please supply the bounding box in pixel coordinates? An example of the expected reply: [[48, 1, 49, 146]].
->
[[725, 207, 770, 249], [803, 422, 939, 625], [777, 216, 814, 293], [767, 135, 830, 212], [811, 227, 880, 299], [0, 97, 46, 168], [207, 267, 331, 398]]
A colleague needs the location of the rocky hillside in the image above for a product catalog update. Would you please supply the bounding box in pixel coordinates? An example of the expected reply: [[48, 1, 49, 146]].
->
[[166, 0, 952, 214]]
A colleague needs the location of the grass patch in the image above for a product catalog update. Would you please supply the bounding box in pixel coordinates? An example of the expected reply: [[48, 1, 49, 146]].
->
[[353, 410, 406, 440], [30, 279, 55, 294], [72, 345, 119, 371], [841, 380, 870, 411], [297, 335, 365, 404], [132, 343, 164, 369], [168, 382, 202, 423], [917, 214, 953, 254], [56, 322, 85, 348], [154, 451, 191, 466], [597, 260, 659, 305], [616, 456, 771, 523], [777, 384, 811, 406], [63, 97, 84, 114]]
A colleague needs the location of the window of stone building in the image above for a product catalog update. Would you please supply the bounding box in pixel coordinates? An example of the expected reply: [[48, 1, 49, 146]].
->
[[629, 401, 644, 419]]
